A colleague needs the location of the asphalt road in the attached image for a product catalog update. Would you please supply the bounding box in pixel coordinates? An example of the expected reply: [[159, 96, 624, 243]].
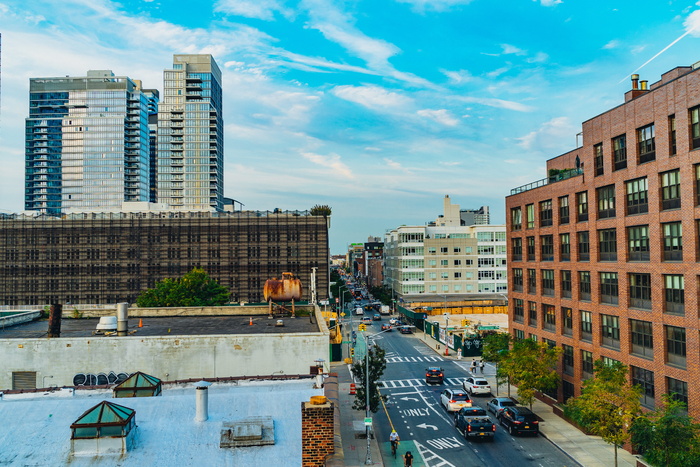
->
[[362, 322, 578, 467]]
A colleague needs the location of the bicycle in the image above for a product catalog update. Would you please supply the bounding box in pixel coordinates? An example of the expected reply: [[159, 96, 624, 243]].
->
[[391, 439, 398, 458]]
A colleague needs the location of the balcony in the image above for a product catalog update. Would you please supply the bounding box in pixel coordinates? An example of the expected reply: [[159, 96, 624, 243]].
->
[[510, 167, 583, 195]]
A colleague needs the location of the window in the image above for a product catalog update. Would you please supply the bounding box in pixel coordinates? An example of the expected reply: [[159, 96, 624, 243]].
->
[[613, 134, 627, 170], [627, 225, 650, 261], [514, 329, 525, 341], [563, 381, 575, 402], [576, 191, 588, 222], [511, 238, 522, 261], [440, 260, 448, 266], [528, 301, 537, 327], [526, 236, 535, 261], [630, 319, 654, 359], [579, 271, 591, 301], [558, 196, 570, 224], [690, 105, 700, 150], [598, 228, 617, 261], [559, 233, 570, 261], [625, 177, 648, 215], [665, 325, 686, 368], [440, 247, 449, 253], [561, 270, 572, 299], [577, 231, 590, 261], [597, 185, 616, 219], [629, 273, 652, 310], [513, 268, 523, 292], [600, 272, 619, 305], [594, 143, 604, 176], [580, 311, 592, 342], [631, 367, 655, 409], [527, 269, 536, 294], [638, 123, 655, 163], [526, 204, 535, 229], [542, 270, 555, 296], [662, 222, 682, 261], [511, 207, 522, 230], [601, 314, 620, 350], [454, 247, 461, 253], [695, 165, 700, 205], [669, 115, 676, 156], [562, 307, 573, 336], [581, 350, 594, 378], [664, 275, 684, 315], [661, 169, 681, 210], [667, 377, 688, 408], [543, 304, 556, 332], [563, 344, 574, 376], [514, 298, 524, 323], [539, 200, 553, 227], [540, 235, 554, 261]]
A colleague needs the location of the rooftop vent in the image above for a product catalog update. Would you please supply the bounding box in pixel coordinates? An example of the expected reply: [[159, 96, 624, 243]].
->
[[220, 416, 275, 448], [96, 316, 117, 333]]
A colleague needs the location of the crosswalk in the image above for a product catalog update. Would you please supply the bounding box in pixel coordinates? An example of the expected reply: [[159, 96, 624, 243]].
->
[[385, 355, 444, 364], [378, 377, 468, 389]]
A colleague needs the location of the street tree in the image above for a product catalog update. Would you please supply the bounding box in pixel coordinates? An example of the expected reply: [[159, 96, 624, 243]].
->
[[136, 268, 229, 307], [565, 360, 641, 467], [351, 342, 387, 413], [482, 332, 513, 396], [630, 394, 700, 467], [498, 338, 561, 406]]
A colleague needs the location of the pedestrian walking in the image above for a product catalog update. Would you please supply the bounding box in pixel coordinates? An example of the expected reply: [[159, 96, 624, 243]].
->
[[479, 361, 485, 374], [404, 450, 414, 467], [471, 359, 477, 373]]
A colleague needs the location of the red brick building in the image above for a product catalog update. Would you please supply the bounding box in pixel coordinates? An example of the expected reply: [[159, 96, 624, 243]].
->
[[506, 65, 700, 416]]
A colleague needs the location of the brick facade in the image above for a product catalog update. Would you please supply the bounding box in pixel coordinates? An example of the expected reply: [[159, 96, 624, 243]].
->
[[301, 399, 335, 466]]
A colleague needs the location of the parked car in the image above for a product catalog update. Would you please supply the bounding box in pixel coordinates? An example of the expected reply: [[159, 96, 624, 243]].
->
[[462, 377, 491, 396], [453, 407, 496, 440], [381, 323, 392, 332], [399, 326, 412, 334], [486, 397, 517, 417], [361, 317, 372, 325], [372, 313, 381, 321], [440, 388, 472, 412], [425, 367, 444, 384], [499, 406, 539, 436]]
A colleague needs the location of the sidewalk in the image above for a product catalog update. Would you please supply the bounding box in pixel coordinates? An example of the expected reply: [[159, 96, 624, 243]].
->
[[417, 330, 640, 467]]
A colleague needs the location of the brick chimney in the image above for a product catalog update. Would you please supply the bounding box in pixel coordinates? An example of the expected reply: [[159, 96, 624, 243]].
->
[[301, 396, 334, 466]]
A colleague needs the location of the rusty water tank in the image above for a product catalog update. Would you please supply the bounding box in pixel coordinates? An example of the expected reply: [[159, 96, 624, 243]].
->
[[264, 272, 303, 302]]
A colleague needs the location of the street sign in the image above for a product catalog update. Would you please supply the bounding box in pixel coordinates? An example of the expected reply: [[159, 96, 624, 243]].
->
[[340, 312, 346, 317], [364, 417, 372, 426], [341, 341, 352, 344]]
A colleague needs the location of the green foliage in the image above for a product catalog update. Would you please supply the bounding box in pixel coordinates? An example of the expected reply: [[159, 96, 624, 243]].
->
[[368, 285, 393, 305], [72, 308, 83, 319], [631, 394, 700, 467], [498, 338, 562, 408], [565, 360, 641, 467], [310, 204, 332, 216], [351, 343, 387, 413], [481, 332, 511, 363], [136, 268, 230, 307]]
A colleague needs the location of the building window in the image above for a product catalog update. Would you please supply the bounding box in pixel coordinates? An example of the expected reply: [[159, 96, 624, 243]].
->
[[540, 235, 554, 261], [543, 304, 556, 332], [511, 207, 522, 230], [629, 273, 652, 310], [559, 233, 570, 261], [577, 231, 590, 261], [561, 270, 572, 299], [579, 271, 591, 301], [594, 143, 604, 176], [528, 301, 537, 327], [597, 185, 616, 219], [669, 114, 677, 156], [539, 200, 553, 227], [562, 307, 573, 336], [511, 238, 522, 261], [513, 298, 524, 323], [665, 325, 686, 368], [598, 228, 617, 262], [627, 225, 650, 261], [662, 222, 682, 261], [660, 169, 681, 211], [600, 272, 619, 305], [559, 196, 570, 224], [581, 350, 594, 378], [601, 314, 620, 350], [542, 269, 555, 296], [526, 204, 535, 229], [667, 377, 688, 408], [695, 165, 700, 206], [513, 268, 523, 292], [690, 105, 700, 150], [526, 236, 535, 261], [563, 344, 574, 376], [631, 366, 655, 409], [527, 269, 536, 294], [580, 311, 592, 342], [637, 123, 655, 163], [563, 380, 575, 402], [613, 134, 627, 170], [630, 319, 654, 359], [664, 274, 684, 315], [514, 329, 525, 341], [625, 177, 648, 215], [576, 191, 588, 222]]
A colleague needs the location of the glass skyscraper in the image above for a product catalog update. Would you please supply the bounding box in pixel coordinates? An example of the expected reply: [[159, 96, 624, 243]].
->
[[157, 54, 223, 211], [25, 70, 154, 215]]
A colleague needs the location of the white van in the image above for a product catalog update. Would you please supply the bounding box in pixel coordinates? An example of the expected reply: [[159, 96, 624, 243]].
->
[[355, 307, 364, 315]]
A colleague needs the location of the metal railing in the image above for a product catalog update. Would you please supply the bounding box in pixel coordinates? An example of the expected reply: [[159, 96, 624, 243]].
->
[[510, 167, 584, 195]]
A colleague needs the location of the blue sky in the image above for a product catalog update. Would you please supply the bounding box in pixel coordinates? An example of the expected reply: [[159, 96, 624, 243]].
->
[[2, 0, 700, 253]]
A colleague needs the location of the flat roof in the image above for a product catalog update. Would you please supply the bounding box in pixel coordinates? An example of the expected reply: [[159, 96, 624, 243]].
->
[[0, 315, 320, 339]]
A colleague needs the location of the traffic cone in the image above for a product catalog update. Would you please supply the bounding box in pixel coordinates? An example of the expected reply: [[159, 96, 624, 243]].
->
[[249, 317, 253, 325], [138, 319, 143, 328], [349, 383, 356, 395]]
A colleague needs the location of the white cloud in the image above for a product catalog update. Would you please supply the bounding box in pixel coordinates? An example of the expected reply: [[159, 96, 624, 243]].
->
[[442, 69, 474, 84], [602, 39, 620, 49], [394, 0, 474, 13], [631, 45, 646, 54], [458, 96, 533, 112], [417, 109, 459, 127], [501, 44, 526, 55], [214, 0, 289, 20], [685, 9, 700, 35], [526, 52, 549, 63], [301, 152, 355, 179], [537, 0, 562, 6], [516, 116, 574, 151], [332, 85, 412, 110], [384, 158, 411, 173]]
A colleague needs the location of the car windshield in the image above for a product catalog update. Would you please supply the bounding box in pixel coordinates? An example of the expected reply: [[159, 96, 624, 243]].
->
[[452, 393, 469, 401]]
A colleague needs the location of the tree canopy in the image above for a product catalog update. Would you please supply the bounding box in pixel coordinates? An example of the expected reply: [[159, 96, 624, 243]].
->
[[497, 338, 561, 407], [136, 268, 230, 307], [310, 204, 332, 216], [351, 341, 387, 413]]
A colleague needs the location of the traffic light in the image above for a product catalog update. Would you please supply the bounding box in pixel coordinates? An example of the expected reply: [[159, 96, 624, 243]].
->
[[350, 348, 355, 357], [359, 324, 366, 331]]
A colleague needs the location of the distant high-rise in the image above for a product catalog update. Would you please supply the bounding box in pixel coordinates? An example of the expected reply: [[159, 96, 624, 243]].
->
[[460, 206, 490, 226], [157, 55, 223, 211], [25, 70, 154, 215], [142, 88, 159, 203]]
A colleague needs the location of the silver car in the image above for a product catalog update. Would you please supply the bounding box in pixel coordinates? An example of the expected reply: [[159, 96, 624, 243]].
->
[[486, 397, 516, 417]]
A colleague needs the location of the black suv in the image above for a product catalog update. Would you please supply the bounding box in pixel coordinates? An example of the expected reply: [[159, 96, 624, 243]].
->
[[498, 406, 539, 436], [425, 367, 444, 384]]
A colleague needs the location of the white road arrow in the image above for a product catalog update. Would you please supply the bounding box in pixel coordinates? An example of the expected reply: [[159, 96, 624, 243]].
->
[[400, 397, 419, 402], [416, 423, 438, 431]]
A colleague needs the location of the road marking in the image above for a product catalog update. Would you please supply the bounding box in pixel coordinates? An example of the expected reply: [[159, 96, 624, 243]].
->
[[402, 407, 431, 417], [425, 436, 464, 449], [416, 423, 438, 431], [399, 396, 419, 402], [378, 377, 469, 388], [415, 441, 456, 467], [385, 355, 445, 363]]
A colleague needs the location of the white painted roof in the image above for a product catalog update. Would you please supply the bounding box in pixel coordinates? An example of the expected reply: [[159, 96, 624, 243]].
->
[[0, 379, 322, 466]]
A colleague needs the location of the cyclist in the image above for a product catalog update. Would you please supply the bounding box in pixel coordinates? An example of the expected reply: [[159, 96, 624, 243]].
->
[[404, 450, 414, 467], [389, 430, 400, 457]]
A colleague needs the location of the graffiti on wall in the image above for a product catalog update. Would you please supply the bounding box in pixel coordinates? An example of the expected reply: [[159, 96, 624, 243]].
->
[[73, 371, 131, 387]]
